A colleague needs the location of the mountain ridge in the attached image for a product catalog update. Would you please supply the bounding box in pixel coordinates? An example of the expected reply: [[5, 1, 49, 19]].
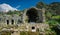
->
[[0, 3, 17, 12]]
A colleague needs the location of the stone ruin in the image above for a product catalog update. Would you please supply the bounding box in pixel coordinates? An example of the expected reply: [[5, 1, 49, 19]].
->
[[23, 7, 45, 23], [0, 7, 49, 35], [0, 7, 45, 25]]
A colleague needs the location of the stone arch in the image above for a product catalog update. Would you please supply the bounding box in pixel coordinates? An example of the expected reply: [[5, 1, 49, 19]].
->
[[26, 8, 38, 23], [23, 7, 45, 23], [11, 19, 14, 25], [6, 20, 9, 25], [32, 26, 35, 29]]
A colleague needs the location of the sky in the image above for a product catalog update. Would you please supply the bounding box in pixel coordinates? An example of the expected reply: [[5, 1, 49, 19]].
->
[[0, 0, 60, 10]]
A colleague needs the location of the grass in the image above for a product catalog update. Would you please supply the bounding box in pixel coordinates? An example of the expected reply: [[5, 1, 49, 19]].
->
[[0, 31, 11, 35], [20, 31, 39, 35]]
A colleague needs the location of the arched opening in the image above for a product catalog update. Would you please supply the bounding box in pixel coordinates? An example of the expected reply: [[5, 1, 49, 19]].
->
[[32, 26, 35, 29], [7, 20, 9, 25], [26, 8, 38, 23], [11, 19, 14, 24]]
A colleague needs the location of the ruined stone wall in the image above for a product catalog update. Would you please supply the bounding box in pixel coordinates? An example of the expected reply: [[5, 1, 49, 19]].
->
[[23, 7, 45, 23]]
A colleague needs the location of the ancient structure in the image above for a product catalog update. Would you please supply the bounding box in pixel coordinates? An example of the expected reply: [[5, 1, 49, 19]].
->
[[0, 14, 22, 26], [23, 7, 45, 23], [0, 7, 49, 35], [21, 7, 47, 32]]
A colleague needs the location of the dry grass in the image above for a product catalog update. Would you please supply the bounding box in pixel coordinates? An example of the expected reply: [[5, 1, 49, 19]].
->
[[20, 31, 39, 35]]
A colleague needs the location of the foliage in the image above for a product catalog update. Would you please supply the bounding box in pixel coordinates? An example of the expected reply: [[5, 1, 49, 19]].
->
[[1, 31, 11, 35], [36, 2, 60, 35], [6, 10, 21, 15], [20, 31, 39, 35], [36, 2, 46, 9]]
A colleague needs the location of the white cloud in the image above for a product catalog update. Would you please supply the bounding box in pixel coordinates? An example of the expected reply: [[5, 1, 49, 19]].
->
[[16, 5, 21, 9], [0, 3, 18, 12]]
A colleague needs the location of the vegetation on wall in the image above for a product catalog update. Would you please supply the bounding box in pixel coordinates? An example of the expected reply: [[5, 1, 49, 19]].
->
[[36, 2, 60, 35]]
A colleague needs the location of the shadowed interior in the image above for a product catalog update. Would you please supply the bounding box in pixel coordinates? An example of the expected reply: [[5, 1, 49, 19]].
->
[[26, 8, 38, 23], [32, 26, 35, 29], [7, 20, 9, 24], [11, 19, 14, 24]]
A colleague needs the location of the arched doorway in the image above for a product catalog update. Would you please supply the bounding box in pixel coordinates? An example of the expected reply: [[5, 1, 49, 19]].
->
[[26, 8, 38, 23], [7, 20, 9, 25], [11, 19, 14, 24]]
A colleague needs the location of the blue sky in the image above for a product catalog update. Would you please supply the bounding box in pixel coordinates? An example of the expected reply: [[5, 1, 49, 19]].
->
[[0, 0, 60, 10]]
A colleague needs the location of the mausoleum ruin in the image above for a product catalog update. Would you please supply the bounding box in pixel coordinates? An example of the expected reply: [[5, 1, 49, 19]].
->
[[0, 7, 49, 35]]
